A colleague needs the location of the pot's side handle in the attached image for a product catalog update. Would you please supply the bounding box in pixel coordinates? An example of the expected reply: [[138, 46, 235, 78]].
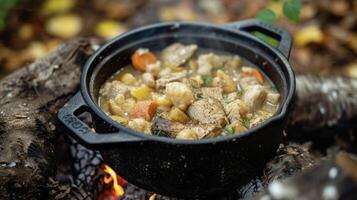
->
[[226, 19, 292, 59], [58, 92, 146, 148]]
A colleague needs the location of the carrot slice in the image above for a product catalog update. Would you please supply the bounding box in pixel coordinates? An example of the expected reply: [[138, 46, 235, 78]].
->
[[251, 69, 264, 84], [242, 68, 264, 84], [130, 101, 158, 121], [131, 50, 157, 72]]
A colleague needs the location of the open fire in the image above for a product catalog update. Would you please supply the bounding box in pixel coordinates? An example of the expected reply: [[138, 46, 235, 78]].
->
[[98, 164, 157, 200]]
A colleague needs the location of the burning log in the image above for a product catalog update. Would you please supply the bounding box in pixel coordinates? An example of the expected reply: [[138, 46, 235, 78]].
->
[[252, 152, 357, 200]]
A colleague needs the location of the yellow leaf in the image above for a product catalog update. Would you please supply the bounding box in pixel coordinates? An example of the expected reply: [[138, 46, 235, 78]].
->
[[95, 20, 127, 39], [294, 25, 323, 47], [42, 0, 75, 15], [46, 14, 81, 38]]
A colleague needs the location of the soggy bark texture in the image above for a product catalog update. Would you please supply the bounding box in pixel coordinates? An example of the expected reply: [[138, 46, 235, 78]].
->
[[0, 38, 94, 199], [0, 38, 357, 200], [287, 75, 357, 152], [253, 152, 357, 200]]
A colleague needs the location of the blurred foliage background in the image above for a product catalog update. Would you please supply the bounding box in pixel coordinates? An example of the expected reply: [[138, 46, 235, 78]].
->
[[0, 0, 356, 79]]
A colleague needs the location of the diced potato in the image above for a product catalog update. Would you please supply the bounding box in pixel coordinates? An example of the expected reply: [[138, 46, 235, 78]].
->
[[176, 129, 198, 140], [169, 107, 190, 123], [217, 70, 236, 94], [232, 121, 247, 133], [229, 55, 241, 69], [131, 85, 152, 100], [142, 72, 156, 88], [152, 93, 172, 110], [120, 73, 138, 86], [188, 60, 198, 71], [121, 98, 136, 114], [111, 115, 128, 125], [128, 118, 151, 134], [108, 100, 124, 116], [165, 82, 194, 111], [114, 94, 125, 105], [191, 75, 203, 87]]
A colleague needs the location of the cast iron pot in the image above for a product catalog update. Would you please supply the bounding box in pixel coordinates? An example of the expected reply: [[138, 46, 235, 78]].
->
[[58, 19, 295, 198]]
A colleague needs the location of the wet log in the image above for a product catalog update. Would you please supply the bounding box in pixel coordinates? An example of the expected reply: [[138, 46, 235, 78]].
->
[[287, 75, 357, 152], [252, 152, 357, 200], [0, 38, 94, 199]]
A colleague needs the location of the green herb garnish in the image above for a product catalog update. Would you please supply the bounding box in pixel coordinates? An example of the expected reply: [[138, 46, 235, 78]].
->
[[191, 82, 198, 89], [196, 93, 203, 99], [201, 75, 213, 87], [152, 130, 162, 136], [223, 98, 234, 104], [240, 118, 250, 129], [218, 65, 225, 71], [236, 88, 244, 96], [223, 126, 235, 136]]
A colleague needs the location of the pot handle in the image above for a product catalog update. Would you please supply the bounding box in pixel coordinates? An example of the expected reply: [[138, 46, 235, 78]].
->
[[58, 92, 147, 148], [225, 19, 292, 59]]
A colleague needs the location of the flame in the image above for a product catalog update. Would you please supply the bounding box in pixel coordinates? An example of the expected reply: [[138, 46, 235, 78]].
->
[[102, 164, 125, 197], [149, 193, 157, 200]]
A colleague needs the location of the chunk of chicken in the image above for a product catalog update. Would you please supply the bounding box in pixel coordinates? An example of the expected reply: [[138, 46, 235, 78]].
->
[[187, 98, 227, 128], [161, 43, 198, 67], [196, 54, 239, 75], [156, 70, 188, 90], [190, 124, 221, 139], [201, 87, 223, 100], [165, 82, 194, 111], [266, 92, 280, 105], [243, 85, 267, 112], [197, 53, 226, 75], [250, 111, 273, 128], [151, 116, 186, 137], [142, 72, 156, 88], [176, 129, 199, 140], [224, 99, 248, 123], [216, 70, 237, 94], [146, 61, 161, 77], [99, 80, 133, 100], [128, 118, 151, 134]]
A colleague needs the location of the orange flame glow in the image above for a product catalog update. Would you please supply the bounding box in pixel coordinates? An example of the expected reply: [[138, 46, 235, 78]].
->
[[103, 164, 125, 197], [149, 193, 157, 200]]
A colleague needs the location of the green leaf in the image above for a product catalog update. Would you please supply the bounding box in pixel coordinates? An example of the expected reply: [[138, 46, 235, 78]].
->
[[256, 8, 277, 24], [240, 118, 250, 129], [0, 0, 19, 31], [201, 75, 213, 87], [223, 126, 235, 136], [223, 98, 234, 104], [196, 93, 203, 99], [283, 0, 301, 23]]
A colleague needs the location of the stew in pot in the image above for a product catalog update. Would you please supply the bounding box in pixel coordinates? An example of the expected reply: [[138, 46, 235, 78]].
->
[[98, 43, 280, 140]]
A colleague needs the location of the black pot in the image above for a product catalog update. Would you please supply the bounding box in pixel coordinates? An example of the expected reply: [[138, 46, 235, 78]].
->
[[58, 19, 295, 198]]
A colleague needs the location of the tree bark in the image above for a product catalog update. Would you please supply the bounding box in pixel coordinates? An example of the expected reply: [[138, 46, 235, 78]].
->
[[0, 38, 94, 199]]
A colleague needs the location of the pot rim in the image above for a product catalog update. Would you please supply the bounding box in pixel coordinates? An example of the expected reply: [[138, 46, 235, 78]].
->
[[81, 21, 295, 145]]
